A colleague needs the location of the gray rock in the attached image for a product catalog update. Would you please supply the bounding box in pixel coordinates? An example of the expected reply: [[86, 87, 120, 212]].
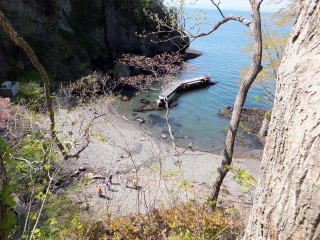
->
[[184, 48, 203, 60], [80, 203, 89, 211], [135, 117, 145, 123], [161, 134, 167, 139], [79, 166, 86, 172], [120, 154, 129, 159], [92, 175, 105, 180]]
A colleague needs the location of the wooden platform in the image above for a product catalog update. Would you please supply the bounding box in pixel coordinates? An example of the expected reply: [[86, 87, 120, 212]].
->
[[157, 75, 216, 107]]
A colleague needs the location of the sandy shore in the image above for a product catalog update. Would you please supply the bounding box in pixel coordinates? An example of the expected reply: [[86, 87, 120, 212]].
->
[[54, 102, 261, 220]]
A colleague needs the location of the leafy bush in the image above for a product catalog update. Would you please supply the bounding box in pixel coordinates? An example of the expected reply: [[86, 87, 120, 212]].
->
[[14, 81, 46, 112]]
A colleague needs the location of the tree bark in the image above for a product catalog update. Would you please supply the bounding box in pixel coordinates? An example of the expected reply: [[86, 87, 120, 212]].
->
[[259, 117, 269, 137], [243, 0, 320, 239], [210, 0, 263, 205]]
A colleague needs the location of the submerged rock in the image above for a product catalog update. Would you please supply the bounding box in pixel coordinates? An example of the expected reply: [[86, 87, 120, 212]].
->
[[140, 99, 151, 104], [219, 107, 270, 145], [184, 48, 203, 60], [148, 114, 167, 126], [133, 101, 178, 112]]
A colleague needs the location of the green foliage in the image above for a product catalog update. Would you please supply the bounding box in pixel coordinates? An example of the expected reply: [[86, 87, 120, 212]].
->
[[271, 0, 298, 26], [14, 81, 46, 112], [253, 95, 263, 102], [45, 195, 74, 218], [114, 0, 167, 30], [226, 165, 257, 193], [264, 109, 272, 121], [16, 70, 42, 83], [0, 183, 17, 232], [240, 1, 296, 104], [0, 138, 17, 234]]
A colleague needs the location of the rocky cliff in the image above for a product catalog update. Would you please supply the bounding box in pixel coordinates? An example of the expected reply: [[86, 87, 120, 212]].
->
[[0, 0, 188, 82]]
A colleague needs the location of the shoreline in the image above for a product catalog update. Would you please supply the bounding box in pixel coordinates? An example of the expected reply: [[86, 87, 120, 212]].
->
[[116, 102, 264, 160], [54, 101, 262, 219]]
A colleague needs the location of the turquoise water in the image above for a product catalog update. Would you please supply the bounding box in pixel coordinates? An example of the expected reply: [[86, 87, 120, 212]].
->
[[119, 9, 274, 152]]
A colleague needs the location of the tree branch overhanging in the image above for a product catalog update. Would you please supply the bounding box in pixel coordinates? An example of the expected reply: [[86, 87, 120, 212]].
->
[[191, 15, 253, 39], [209, 0, 264, 207]]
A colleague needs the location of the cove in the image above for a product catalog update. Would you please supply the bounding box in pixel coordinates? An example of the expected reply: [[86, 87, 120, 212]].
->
[[118, 9, 274, 155]]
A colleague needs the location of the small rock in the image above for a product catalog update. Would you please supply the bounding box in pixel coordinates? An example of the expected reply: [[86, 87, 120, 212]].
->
[[79, 166, 86, 172], [135, 117, 145, 123], [86, 172, 94, 178], [72, 170, 80, 177], [92, 175, 105, 179], [80, 203, 89, 211], [122, 96, 129, 101], [54, 179, 63, 186], [161, 134, 167, 139], [169, 101, 177, 108]]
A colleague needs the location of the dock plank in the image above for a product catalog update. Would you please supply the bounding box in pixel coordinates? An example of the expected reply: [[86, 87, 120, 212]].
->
[[157, 75, 215, 106]]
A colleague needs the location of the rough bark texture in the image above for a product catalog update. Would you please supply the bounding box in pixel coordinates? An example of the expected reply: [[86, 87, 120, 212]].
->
[[259, 117, 269, 137], [210, 0, 263, 204], [243, 1, 320, 239]]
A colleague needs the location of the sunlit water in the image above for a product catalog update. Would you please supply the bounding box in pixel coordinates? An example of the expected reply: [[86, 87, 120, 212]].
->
[[118, 9, 274, 153]]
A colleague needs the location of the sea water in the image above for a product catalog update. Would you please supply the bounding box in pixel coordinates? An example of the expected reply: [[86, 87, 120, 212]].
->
[[118, 9, 275, 153]]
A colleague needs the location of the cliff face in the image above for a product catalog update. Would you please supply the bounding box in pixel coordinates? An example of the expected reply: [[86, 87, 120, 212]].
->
[[0, 0, 187, 81]]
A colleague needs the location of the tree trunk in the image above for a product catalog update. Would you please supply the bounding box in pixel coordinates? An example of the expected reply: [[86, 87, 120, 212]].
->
[[243, 1, 320, 239], [210, 0, 263, 205]]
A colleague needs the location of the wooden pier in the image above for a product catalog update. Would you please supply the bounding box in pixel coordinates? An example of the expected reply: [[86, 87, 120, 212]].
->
[[157, 75, 216, 107]]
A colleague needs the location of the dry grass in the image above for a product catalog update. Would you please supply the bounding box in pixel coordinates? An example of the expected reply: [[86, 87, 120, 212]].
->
[[50, 202, 243, 240]]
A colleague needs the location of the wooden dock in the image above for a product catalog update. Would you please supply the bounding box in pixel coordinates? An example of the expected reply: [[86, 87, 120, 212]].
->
[[157, 75, 216, 107]]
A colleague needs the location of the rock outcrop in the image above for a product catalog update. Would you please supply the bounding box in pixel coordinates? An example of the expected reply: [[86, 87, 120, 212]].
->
[[0, 0, 188, 82]]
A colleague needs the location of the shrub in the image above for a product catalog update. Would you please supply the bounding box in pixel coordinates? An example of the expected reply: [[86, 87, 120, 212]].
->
[[41, 202, 242, 240], [14, 81, 46, 112]]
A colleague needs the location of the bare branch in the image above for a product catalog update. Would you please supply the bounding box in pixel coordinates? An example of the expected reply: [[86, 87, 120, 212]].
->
[[192, 15, 253, 39], [210, 0, 225, 18]]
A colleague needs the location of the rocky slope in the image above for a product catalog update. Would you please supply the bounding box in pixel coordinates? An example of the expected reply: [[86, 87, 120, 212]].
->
[[0, 0, 188, 82]]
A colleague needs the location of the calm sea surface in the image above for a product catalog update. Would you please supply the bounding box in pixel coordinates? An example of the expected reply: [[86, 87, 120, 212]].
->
[[118, 9, 275, 152]]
